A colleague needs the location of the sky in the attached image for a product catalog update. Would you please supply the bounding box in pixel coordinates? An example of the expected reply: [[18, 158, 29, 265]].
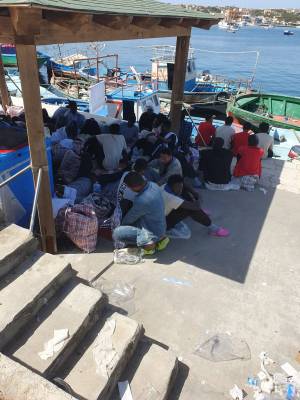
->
[[165, 0, 299, 8]]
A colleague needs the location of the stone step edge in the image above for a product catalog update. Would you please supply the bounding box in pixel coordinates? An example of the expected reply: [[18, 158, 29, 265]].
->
[[0, 353, 79, 400], [0, 262, 74, 351]]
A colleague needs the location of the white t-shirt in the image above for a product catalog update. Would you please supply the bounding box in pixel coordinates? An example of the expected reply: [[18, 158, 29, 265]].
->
[[216, 125, 235, 149], [256, 133, 274, 159], [161, 185, 184, 216], [96, 134, 127, 171]]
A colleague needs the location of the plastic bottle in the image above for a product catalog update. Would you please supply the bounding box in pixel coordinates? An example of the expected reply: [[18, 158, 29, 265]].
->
[[93, 183, 102, 193]]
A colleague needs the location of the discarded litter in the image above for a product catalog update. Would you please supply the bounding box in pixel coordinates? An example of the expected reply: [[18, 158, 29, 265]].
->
[[243, 353, 300, 400], [92, 318, 118, 378], [38, 329, 69, 360], [92, 279, 136, 315], [259, 187, 268, 195], [230, 384, 245, 400], [162, 277, 192, 287], [92, 279, 135, 303], [114, 247, 144, 265], [167, 221, 192, 240], [118, 380, 133, 400], [195, 333, 251, 362]]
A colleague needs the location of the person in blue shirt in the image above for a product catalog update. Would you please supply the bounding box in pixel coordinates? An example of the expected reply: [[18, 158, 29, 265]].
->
[[112, 172, 169, 255], [120, 114, 139, 148], [52, 101, 85, 133]]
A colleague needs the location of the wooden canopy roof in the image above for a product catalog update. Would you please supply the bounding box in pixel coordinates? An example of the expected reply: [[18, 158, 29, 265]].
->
[[0, 0, 220, 45]]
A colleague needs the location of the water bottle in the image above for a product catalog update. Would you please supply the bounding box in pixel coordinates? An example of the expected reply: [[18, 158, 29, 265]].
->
[[93, 183, 102, 193]]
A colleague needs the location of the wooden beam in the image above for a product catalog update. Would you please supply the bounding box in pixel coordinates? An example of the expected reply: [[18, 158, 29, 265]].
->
[[196, 19, 218, 30], [131, 16, 161, 28], [10, 7, 42, 37], [0, 47, 11, 113], [93, 15, 133, 29], [0, 15, 15, 43], [44, 11, 93, 33], [180, 18, 201, 28], [170, 35, 191, 134], [36, 18, 190, 45], [15, 44, 57, 253], [159, 18, 183, 28]]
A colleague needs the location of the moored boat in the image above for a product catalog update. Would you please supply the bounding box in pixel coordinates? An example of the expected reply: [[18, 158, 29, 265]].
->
[[0, 44, 49, 68], [227, 93, 300, 132], [284, 30, 294, 36]]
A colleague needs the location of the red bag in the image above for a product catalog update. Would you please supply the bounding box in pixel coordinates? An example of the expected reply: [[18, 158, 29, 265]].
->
[[63, 204, 98, 253]]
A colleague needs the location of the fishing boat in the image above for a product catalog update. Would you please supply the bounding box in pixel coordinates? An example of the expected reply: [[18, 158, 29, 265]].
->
[[218, 21, 229, 30], [284, 30, 294, 36], [227, 93, 300, 132], [0, 44, 49, 68], [149, 46, 235, 110], [0, 129, 53, 227], [227, 24, 239, 33]]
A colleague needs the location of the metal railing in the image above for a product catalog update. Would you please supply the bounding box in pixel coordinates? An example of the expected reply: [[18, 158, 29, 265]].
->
[[0, 165, 42, 233]]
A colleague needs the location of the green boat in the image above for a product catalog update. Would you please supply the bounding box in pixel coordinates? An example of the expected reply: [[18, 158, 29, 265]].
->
[[227, 93, 300, 132], [1, 44, 49, 68]]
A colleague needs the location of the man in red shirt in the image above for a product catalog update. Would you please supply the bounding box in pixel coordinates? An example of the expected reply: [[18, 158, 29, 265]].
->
[[231, 122, 252, 156], [195, 115, 216, 147], [233, 135, 264, 191]]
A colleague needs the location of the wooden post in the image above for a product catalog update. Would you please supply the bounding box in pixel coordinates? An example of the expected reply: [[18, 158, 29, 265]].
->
[[0, 47, 11, 113], [15, 44, 57, 253], [170, 35, 191, 134]]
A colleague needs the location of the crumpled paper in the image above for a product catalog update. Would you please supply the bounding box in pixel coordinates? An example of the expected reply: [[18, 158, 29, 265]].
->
[[38, 329, 69, 360], [92, 318, 119, 377]]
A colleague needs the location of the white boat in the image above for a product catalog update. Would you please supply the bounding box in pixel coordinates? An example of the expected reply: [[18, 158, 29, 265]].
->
[[227, 24, 239, 33], [218, 21, 229, 30]]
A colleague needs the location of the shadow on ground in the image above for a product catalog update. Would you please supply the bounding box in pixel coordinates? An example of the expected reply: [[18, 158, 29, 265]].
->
[[153, 186, 278, 283], [58, 160, 289, 284]]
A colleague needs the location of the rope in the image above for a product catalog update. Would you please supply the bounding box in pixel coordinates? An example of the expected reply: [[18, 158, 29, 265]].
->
[[193, 48, 260, 86], [193, 49, 259, 55]]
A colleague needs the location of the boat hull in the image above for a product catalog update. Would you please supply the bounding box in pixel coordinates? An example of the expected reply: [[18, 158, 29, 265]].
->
[[1, 53, 49, 68], [227, 93, 300, 132]]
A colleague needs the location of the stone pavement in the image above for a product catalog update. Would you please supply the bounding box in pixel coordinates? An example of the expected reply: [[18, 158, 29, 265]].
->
[[60, 158, 300, 399]]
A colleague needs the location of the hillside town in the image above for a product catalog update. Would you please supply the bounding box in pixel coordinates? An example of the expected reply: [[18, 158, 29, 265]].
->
[[180, 5, 300, 27]]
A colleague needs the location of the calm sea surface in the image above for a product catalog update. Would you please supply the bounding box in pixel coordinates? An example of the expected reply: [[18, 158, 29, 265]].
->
[[40, 26, 300, 97]]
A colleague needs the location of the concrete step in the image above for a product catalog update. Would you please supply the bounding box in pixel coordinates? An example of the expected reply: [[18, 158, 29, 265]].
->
[[61, 312, 143, 400], [0, 224, 38, 279], [111, 340, 178, 400], [0, 253, 73, 350], [0, 353, 79, 400], [7, 283, 107, 379]]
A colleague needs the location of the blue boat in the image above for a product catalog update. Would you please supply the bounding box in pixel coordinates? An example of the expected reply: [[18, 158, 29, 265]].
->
[[42, 97, 90, 113], [284, 30, 294, 36], [148, 45, 246, 111], [1, 44, 49, 68], [0, 137, 54, 227]]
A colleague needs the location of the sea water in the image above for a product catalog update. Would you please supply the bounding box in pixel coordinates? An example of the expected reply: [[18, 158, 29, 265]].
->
[[40, 26, 300, 97]]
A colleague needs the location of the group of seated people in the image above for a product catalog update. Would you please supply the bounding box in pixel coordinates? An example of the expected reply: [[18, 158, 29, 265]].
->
[[47, 102, 235, 255], [196, 115, 274, 192], [0, 99, 275, 255]]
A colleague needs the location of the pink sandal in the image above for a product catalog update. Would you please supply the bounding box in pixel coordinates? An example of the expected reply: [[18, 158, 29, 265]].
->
[[210, 227, 230, 237]]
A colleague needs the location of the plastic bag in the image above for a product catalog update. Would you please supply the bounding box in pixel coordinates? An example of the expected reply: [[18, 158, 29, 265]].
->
[[113, 247, 143, 265], [194, 333, 251, 362], [167, 222, 191, 240], [92, 278, 136, 315]]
